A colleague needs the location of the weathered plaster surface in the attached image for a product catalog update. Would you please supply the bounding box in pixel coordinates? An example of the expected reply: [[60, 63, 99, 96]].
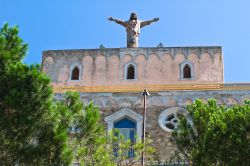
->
[[42, 47, 223, 87]]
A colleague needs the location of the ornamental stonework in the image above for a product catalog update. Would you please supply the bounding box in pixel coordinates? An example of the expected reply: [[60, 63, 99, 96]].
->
[[42, 46, 250, 161]]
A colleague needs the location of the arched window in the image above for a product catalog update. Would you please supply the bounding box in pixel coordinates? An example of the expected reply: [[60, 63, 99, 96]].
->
[[124, 63, 137, 80], [180, 61, 194, 79], [126, 65, 135, 80], [104, 107, 143, 140], [114, 117, 136, 158], [114, 117, 136, 142], [183, 64, 191, 78], [71, 66, 79, 80]]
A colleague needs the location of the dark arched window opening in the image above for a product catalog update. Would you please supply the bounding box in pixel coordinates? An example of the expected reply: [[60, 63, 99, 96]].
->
[[71, 67, 79, 80], [126, 65, 135, 79], [183, 65, 191, 78]]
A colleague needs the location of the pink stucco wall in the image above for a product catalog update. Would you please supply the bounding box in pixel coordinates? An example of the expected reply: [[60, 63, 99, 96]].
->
[[42, 47, 223, 87]]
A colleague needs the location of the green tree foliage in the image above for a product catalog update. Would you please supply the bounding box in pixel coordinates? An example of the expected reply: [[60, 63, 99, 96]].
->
[[106, 131, 155, 166], [0, 23, 79, 165], [74, 102, 110, 166], [0, 23, 155, 166], [0, 23, 27, 75], [37, 92, 83, 165], [171, 99, 250, 166], [74, 104, 155, 166]]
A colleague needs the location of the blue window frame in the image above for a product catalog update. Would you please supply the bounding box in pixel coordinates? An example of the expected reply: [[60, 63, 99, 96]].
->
[[114, 117, 136, 158]]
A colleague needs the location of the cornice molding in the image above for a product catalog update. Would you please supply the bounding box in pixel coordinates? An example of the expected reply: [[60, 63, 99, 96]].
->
[[52, 83, 250, 93]]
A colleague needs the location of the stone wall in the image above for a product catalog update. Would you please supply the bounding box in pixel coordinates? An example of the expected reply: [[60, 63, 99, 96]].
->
[[55, 89, 250, 160], [42, 47, 224, 87]]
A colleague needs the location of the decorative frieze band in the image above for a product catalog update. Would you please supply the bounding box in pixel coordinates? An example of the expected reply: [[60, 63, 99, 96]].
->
[[43, 46, 222, 63]]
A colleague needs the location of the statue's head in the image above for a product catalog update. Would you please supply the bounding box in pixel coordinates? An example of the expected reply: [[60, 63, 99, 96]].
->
[[130, 12, 137, 21]]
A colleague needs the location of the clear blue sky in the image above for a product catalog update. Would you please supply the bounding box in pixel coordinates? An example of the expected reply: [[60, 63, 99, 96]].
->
[[1, 0, 250, 82]]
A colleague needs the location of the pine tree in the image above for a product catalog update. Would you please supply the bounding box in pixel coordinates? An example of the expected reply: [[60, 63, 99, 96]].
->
[[171, 99, 250, 166]]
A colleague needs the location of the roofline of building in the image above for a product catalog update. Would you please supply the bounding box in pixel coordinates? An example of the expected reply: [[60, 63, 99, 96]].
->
[[42, 46, 222, 54]]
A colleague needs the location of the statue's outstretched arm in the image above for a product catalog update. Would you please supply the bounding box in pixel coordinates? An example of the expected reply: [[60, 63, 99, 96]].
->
[[140, 18, 159, 28], [108, 17, 128, 27]]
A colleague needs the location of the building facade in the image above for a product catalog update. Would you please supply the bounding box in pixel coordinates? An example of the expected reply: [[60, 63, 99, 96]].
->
[[42, 46, 250, 160]]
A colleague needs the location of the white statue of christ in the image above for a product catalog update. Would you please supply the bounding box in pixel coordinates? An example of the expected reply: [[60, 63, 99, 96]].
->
[[108, 12, 159, 48]]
